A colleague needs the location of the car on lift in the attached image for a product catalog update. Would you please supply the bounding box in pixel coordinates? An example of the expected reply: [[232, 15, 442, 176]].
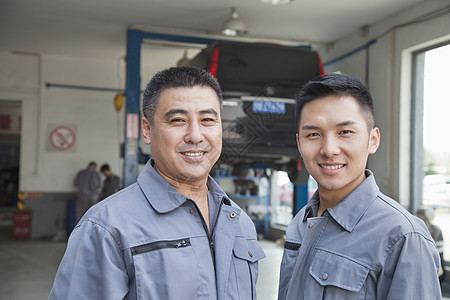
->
[[185, 41, 324, 183]]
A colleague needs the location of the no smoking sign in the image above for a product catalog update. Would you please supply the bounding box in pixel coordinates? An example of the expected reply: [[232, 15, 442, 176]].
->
[[47, 124, 77, 152]]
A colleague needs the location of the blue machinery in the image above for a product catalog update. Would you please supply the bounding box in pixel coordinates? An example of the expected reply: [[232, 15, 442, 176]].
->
[[123, 28, 309, 216]]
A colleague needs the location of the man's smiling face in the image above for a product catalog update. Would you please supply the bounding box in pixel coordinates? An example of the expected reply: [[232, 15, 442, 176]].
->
[[297, 94, 379, 201], [142, 86, 222, 186]]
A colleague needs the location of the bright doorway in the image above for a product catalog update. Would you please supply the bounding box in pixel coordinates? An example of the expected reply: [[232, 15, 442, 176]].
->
[[413, 43, 450, 261]]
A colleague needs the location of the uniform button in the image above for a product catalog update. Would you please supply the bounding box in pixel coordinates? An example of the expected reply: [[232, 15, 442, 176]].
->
[[308, 222, 314, 228], [189, 209, 195, 214], [230, 211, 236, 218], [322, 273, 328, 280], [248, 251, 253, 257]]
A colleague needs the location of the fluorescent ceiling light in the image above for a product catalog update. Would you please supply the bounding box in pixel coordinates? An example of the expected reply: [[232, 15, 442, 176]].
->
[[260, 0, 294, 5]]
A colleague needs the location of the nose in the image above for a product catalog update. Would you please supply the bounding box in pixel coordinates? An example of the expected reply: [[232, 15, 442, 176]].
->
[[320, 135, 341, 157], [184, 121, 204, 144]]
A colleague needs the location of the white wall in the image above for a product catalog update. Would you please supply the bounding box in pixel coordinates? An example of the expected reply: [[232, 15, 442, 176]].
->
[[0, 45, 198, 194], [39, 55, 126, 192], [318, 0, 450, 207], [0, 52, 124, 192]]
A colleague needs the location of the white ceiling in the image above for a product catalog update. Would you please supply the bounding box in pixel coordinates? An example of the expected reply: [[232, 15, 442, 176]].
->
[[0, 0, 425, 59]]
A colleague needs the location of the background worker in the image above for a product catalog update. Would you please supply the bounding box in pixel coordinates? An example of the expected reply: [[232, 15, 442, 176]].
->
[[73, 161, 101, 223], [99, 163, 121, 200]]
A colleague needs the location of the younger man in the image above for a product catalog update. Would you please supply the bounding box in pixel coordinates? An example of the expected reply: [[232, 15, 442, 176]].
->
[[278, 73, 441, 299]]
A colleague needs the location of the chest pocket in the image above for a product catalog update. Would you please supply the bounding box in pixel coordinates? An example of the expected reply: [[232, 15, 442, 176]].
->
[[229, 237, 266, 300], [310, 249, 370, 298], [131, 238, 203, 299]]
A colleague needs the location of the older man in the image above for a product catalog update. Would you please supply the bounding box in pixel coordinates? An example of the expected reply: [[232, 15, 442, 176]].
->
[[50, 66, 265, 299]]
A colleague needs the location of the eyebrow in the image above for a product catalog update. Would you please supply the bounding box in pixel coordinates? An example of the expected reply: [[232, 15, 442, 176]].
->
[[336, 120, 357, 127], [301, 124, 320, 131], [164, 109, 188, 119], [199, 108, 218, 117], [164, 108, 219, 119], [301, 120, 358, 131]]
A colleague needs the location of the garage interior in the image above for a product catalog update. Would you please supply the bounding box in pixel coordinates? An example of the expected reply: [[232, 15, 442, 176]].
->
[[0, 0, 449, 299]]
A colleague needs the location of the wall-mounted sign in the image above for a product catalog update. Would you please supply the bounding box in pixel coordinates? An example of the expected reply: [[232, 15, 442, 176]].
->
[[47, 124, 77, 152], [0, 102, 21, 135], [126, 113, 139, 139]]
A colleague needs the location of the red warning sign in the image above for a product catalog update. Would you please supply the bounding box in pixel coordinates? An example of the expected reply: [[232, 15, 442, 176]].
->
[[49, 125, 76, 151]]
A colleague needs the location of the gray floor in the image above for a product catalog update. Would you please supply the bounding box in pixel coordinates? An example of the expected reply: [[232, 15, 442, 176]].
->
[[256, 240, 284, 299], [0, 227, 66, 300]]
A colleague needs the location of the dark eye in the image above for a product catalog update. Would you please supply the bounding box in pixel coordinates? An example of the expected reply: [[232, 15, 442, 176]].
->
[[170, 118, 185, 124], [340, 130, 353, 135], [306, 132, 320, 138], [202, 117, 216, 124]]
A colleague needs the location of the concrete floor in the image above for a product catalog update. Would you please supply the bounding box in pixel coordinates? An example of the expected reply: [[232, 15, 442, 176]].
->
[[0, 224, 283, 300], [0, 221, 449, 299], [0, 226, 66, 300], [256, 240, 284, 299]]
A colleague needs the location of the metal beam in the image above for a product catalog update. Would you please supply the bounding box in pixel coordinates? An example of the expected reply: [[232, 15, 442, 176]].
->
[[293, 184, 308, 215], [123, 29, 142, 187]]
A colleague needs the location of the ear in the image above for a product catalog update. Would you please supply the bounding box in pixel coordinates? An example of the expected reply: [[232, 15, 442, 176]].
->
[[368, 127, 380, 154], [142, 117, 152, 145], [296, 133, 302, 157]]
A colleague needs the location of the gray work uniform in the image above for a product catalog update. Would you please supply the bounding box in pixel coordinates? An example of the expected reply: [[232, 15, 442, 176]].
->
[[73, 166, 101, 222], [50, 161, 265, 299], [278, 170, 441, 299], [100, 173, 121, 200]]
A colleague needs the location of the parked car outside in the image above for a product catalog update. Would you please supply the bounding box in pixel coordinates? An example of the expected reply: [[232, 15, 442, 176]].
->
[[423, 174, 450, 207]]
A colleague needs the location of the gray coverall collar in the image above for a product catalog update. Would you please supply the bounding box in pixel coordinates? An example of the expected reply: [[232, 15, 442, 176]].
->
[[137, 160, 230, 214], [303, 170, 379, 232]]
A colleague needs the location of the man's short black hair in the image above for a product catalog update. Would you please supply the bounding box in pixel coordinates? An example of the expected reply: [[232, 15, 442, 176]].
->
[[100, 164, 110, 172], [295, 73, 375, 131], [142, 66, 223, 124]]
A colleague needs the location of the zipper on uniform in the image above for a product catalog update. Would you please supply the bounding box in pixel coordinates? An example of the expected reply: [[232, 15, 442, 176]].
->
[[248, 263, 254, 299], [131, 238, 191, 255], [284, 241, 301, 251], [188, 197, 225, 272]]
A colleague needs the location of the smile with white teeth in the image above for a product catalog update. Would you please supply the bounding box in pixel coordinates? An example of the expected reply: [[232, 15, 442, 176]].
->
[[321, 164, 344, 170], [182, 152, 204, 157]]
